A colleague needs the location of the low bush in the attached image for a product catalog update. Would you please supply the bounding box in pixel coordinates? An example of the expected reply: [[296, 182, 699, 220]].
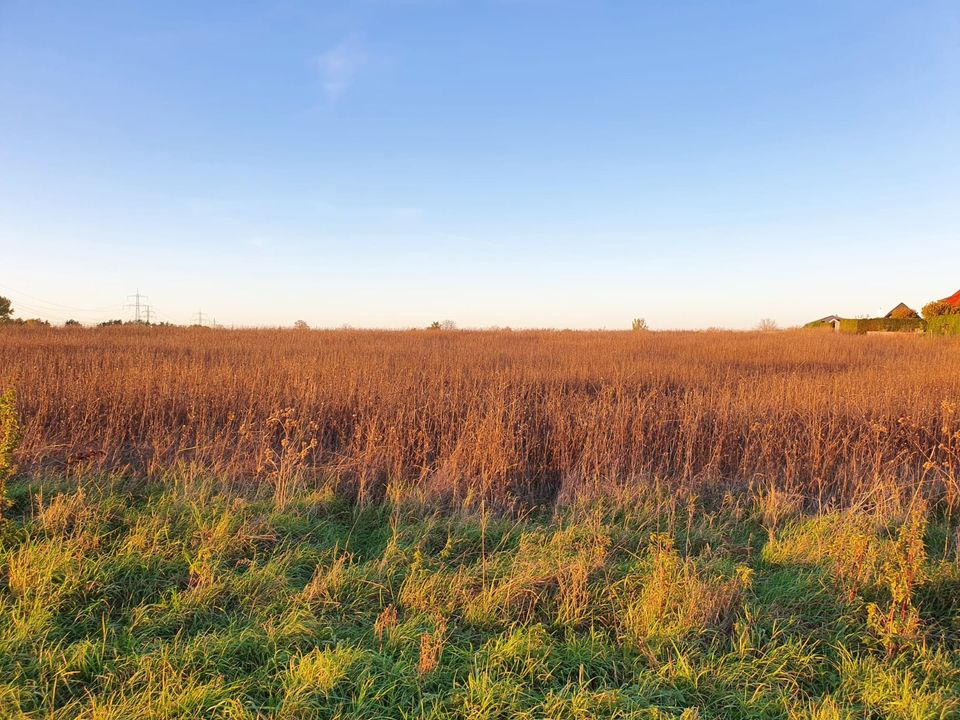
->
[[927, 314, 960, 336], [838, 318, 925, 335]]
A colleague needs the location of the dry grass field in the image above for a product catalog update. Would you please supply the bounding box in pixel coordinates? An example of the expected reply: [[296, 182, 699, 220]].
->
[[3, 326, 960, 508], [1, 326, 959, 718]]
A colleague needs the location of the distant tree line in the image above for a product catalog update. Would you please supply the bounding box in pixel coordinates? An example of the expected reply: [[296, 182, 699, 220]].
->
[[0, 295, 176, 329], [0, 296, 49, 327]]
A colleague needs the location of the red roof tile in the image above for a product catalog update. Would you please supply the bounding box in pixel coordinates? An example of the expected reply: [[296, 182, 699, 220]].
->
[[942, 289, 960, 308]]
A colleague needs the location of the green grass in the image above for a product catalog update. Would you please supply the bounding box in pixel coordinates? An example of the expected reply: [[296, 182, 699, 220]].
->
[[1, 477, 958, 719]]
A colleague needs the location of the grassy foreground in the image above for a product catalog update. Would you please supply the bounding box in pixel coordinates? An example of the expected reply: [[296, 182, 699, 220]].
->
[[1, 477, 959, 719]]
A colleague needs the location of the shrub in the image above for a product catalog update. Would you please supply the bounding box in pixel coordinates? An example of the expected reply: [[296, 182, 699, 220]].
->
[[631, 318, 649, 332], [428, 320, 457, 331], [838, 318, 924, 335], [921, 300, 956, 319], [927, 314, 960, 336]]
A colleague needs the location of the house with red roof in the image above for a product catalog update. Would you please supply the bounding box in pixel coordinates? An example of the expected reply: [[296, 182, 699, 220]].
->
[[940, 289, 960, 310]]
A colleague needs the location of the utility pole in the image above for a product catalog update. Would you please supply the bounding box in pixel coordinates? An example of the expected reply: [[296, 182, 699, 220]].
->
[[143, 305, 153, 325], [193, 310, 205, 326], [126, 290, 148, 323]]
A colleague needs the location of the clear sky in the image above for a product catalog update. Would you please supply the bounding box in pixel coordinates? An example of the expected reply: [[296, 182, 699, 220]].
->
[[1, 1, 958, 329]]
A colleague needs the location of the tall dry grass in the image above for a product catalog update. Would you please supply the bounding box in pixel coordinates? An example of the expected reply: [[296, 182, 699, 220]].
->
[[1, 326, 958, 508]]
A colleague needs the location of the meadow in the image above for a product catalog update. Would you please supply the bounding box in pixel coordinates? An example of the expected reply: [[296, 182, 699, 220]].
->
[[1, 326, 959, 718]]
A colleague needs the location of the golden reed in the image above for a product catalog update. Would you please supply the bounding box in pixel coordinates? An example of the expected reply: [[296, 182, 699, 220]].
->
[[1, 326, 958, 508]]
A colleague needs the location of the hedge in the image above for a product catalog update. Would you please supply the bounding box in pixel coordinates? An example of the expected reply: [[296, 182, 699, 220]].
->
[[927, 314, 960, 336], [838, 318, 925, 335]]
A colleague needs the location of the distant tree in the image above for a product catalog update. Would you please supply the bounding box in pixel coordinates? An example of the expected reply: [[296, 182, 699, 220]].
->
[[756, 318, 779, 332], [922, 300, 956, 319], [65, 319, 81, 327], [22, 318, 50, 327], [428, 321, 442, 330], [0, 296, 12, 322], [440, 319, 457, 331], [293, 320, 310, 330], [631, 318, 649, 332], [98, 319, 123, 327]]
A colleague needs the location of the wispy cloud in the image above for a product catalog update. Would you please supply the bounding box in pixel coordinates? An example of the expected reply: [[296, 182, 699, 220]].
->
[[314, 35, 367, 103]]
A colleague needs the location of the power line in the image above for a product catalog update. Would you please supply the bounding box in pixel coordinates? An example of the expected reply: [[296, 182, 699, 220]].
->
[[126, 290, 149, 323], [0, 282, 122, 313], [1, 283, 210, 327], [0, 298, 119, 323]]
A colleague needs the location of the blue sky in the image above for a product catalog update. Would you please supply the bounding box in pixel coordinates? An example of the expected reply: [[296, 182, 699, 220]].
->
[[1, 1, 958, 328]]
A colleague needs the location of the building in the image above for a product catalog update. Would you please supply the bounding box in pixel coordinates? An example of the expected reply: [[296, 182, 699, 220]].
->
[[884, 303, 920, 320], [940, 289, 960, 310], [812, 315, 842, 332]]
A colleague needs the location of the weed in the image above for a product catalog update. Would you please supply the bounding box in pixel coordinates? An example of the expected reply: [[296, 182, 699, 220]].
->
[[866, 504, 927, 656], [417, 615, 447, 676], [374, 603, 398, 646]]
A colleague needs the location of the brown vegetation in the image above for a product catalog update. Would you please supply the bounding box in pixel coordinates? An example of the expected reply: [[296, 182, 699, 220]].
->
[[1, 326, 959, 509], [922, 299, 960, 319]]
